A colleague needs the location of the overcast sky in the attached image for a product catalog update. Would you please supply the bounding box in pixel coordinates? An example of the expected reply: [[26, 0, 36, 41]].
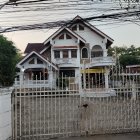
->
[[1, 0, 140, 52]]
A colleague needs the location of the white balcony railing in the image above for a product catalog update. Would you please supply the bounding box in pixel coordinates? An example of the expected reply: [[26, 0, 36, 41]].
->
[[89, 56, 115, 66], [53, 58, 77, 65]]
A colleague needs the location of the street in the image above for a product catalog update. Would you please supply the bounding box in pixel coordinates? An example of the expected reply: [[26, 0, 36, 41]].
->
[[56, 133, 140, 140]]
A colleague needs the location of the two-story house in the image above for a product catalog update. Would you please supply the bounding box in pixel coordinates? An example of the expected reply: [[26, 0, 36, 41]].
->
[[16, 15, 115, 91]]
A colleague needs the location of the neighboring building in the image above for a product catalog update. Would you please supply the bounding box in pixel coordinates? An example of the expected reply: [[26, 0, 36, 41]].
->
[[126, 65, 140, 74], [16, 15, 115, 90]]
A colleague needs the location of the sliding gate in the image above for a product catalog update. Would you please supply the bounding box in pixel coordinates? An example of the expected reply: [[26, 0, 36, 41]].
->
[[12, 71, 140, 139]]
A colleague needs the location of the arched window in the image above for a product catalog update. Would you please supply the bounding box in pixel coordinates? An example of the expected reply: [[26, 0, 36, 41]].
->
[[91, 45, 103, 58], [82, 47, 88, 58]]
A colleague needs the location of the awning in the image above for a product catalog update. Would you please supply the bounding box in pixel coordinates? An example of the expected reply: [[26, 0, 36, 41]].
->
[[81, 68, 105, 73]]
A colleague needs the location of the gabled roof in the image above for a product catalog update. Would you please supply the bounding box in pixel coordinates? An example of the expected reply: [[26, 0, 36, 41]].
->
[[24, 43, 45, 54], [68, 15, 114, 45], [17, 51, 58, 70], [43, 27, 86, 45]]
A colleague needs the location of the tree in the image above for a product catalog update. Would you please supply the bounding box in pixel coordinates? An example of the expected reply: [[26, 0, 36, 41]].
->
[[0, 35, 20, 86], [108, 45, 140, 68]]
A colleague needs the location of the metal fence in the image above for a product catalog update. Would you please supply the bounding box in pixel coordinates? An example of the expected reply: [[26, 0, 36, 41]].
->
[[12, 66, 140, 140]]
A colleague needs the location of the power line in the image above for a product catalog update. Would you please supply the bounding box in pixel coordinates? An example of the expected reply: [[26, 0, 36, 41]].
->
[[1, 10, 140, 33]]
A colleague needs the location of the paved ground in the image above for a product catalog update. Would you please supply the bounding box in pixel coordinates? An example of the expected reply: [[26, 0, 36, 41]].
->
[[56, 133, 140, 140]]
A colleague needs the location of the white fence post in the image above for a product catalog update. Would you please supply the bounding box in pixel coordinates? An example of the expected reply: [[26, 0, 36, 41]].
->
[[132, 82, 136, 100]]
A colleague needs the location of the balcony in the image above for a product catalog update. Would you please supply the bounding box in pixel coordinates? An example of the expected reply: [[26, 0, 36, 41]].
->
[[53, 58, 78, 67], [86, 57, 115, 68]]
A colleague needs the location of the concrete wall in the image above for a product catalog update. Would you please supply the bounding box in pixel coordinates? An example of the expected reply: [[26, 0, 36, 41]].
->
[[0, 87, 13, 140]]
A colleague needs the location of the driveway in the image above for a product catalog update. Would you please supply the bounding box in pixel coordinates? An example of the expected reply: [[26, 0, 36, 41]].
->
[[56, 133, 140, 140]]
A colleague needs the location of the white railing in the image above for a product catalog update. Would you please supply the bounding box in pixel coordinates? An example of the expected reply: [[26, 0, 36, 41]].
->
[[90, 56, 115, 66], [53, 58, 77, 65], [26, 80, 49, 85], [14, 80, 49, 88]]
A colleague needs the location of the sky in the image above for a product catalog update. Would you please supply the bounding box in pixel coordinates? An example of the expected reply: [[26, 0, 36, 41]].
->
[[1, 0, 140, 52]]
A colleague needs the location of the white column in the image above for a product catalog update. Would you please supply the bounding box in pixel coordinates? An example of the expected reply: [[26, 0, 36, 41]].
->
[[77, 44, 80, 67], [60, 51, 63, 58], [78, 68, 82, 91], [69, 50, 71, 58], [104, 67, 109, 89], [20, 69, 24, 86], [103, 49, 107, 57], [48, 68, 53, 88]]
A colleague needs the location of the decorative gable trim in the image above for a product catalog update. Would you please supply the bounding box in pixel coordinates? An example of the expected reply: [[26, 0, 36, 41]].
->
[[17, 51, 58, 70], [41, 27, 86, 54]]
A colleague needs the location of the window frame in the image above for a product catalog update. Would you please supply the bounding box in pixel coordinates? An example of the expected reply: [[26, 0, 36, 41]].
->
[[72, 25, 77, 31], [91, 45, 103, 58], [81, 47, 89, 59], [63, 50, 69, 58], [60, 70, 75, 77], [71, 49, 77, 58], [37, 58, 43, 64], [79, 24, 84, 31], [54, 50, 60, 58]]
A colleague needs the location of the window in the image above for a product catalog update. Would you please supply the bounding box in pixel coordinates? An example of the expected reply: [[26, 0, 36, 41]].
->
[[54, 51, 60, 58], [82, 48, 88, 58], [72, 25, 77, 31], [91, 45, 103, 58], [71, 50, 77, 58], [63, 50, 68, 58], [60, 70, 75, 77], [37, 58, 43, 64], [29, 58, 35, 64], [91, 51, 103, 57], [79, 24, 84, 30], [66, 34, 72, 39], [59, 34, 64, 40]]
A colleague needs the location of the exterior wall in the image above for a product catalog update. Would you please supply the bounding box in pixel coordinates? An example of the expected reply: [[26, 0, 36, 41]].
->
[[74, 24, 108, 58], [74, 25, 106, 50], [0, 87, 13, 140]]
